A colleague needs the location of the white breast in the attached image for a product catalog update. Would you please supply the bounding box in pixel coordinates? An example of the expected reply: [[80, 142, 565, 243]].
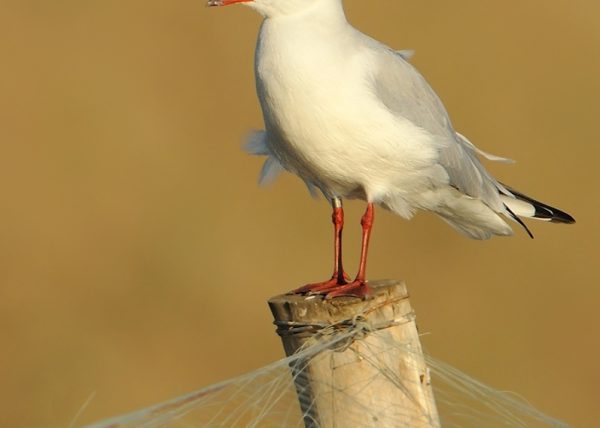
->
[[254, 18, 444, 201]]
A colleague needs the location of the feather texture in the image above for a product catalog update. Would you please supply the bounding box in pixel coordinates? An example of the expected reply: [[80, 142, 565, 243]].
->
[[240, 0, 574, 239]]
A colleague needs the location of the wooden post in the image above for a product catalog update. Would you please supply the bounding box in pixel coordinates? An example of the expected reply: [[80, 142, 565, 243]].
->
[[268, 279, 440, 428]]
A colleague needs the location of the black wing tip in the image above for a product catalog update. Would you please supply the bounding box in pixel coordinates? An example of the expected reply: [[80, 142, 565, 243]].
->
[[531, 205, 575, 224], [501, 183, 576, 225], [550, 209, 576, 224]]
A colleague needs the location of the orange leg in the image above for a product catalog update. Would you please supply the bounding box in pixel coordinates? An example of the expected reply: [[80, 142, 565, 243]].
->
[[292, 198, 350, 294], [324, 203, 373, 299]]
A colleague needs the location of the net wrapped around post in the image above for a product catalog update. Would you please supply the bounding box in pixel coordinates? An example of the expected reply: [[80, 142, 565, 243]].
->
[[268, 279, 441, 428]]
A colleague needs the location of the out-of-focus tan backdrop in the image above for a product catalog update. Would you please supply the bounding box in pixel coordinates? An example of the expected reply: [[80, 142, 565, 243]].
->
[[1, 1, 598, 426]]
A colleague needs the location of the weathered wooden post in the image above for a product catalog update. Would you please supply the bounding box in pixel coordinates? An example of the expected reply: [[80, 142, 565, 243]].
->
[[268, 279, 440, 428]]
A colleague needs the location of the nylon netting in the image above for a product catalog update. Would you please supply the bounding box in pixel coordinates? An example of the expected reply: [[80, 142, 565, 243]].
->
[[83, 317, 570, 428]]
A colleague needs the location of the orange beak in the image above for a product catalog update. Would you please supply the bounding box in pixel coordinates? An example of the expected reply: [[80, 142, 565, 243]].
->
[[207, 0, 252, 6]]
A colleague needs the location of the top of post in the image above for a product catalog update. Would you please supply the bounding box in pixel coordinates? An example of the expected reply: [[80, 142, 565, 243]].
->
[[268, 279, 410, 338]]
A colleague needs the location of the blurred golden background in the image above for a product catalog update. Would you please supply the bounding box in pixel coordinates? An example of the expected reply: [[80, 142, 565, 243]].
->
[[1, 0, 598, 426]]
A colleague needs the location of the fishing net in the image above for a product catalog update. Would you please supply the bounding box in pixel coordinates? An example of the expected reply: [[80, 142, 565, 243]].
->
[[84, 315, 570, 428]]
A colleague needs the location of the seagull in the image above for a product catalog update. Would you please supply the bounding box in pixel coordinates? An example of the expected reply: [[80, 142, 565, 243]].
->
[[208, 0, 575, 299]]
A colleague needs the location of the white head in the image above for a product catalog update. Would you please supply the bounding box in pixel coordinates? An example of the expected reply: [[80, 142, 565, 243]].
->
[[207, 0, 334, 18]]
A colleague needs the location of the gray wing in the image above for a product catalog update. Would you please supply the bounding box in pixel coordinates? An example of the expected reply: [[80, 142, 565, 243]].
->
[[372, 48, 510, 211]]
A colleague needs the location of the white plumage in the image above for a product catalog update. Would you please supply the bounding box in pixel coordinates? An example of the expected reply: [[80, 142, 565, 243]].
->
[[214, 0, 574, 240]]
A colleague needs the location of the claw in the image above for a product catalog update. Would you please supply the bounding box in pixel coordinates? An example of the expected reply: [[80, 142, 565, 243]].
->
[[291, 274, 349, 295], [325, 281, 370, 299]]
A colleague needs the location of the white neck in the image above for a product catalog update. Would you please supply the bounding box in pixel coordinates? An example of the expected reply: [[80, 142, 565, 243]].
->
[[248, 0, 346, 22]]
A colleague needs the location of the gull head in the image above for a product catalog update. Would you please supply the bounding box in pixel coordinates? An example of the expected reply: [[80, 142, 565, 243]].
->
[[207, 0, 324, 18]]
